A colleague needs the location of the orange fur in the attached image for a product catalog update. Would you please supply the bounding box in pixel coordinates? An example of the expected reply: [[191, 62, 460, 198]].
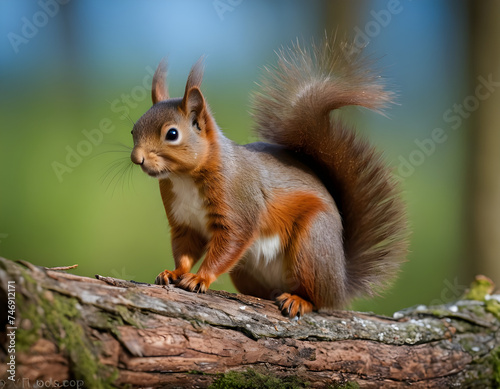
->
[[261, 190, 326, 243], [276, 293, 314, 318], [131, 38, 408, 319], [156, 179, 208, 285], [170, 88, 258, 291], [253, 38, 408, 299], [259, 191, 327, 308]]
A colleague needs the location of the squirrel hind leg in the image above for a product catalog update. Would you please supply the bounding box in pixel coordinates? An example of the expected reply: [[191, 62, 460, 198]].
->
[[276, 293, 314, 318], [230, 263, 315, 318], [229, 265, 276, 300]]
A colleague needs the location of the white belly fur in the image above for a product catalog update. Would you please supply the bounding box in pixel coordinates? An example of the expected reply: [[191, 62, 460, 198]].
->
[[243, 234, 287, 291], [168, 174, 285, 289], [168, 174, 211, 239]]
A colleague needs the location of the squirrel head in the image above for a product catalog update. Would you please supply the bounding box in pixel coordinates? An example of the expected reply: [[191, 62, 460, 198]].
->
[[130, 58, 215, 178]]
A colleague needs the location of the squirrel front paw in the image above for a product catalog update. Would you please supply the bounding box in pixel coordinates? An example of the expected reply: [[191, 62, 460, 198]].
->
[[155, 269, 184, 285], [177, 272, 214, 293], [276, 293, 314, 318]]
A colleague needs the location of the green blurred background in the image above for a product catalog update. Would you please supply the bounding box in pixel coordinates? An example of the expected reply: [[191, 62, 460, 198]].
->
[[1, 0, 499, 315]]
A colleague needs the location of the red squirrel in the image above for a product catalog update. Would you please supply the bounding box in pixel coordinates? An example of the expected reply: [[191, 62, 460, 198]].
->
[[130, 39, 408, 318]]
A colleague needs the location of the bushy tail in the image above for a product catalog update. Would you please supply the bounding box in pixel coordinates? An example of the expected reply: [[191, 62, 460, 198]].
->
[[252, 38, 408, 300]]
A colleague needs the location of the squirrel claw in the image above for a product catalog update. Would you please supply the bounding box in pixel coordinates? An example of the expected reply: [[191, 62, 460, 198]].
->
[[155, 274, 166, 285], [276, 293, 313, 319], [178, 273, 212, 293], [154, 269, 182, 286]]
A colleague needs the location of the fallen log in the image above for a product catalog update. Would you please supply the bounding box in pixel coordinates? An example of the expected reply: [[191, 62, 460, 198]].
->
[[0, 257, 499, 388]]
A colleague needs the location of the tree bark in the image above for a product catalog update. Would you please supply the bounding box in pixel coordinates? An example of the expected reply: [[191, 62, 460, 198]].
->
[[0, 258, 499, 388]]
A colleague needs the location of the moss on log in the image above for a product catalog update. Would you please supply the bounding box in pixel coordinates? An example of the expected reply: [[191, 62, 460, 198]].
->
[[0, 257, 499, 388]]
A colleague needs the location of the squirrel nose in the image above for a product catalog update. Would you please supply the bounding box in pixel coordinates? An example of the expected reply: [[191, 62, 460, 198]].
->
[[131, 148, 145, 165]]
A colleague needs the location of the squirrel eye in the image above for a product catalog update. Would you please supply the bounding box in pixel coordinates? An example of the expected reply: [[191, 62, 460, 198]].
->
[[165, 128, 179, 142]]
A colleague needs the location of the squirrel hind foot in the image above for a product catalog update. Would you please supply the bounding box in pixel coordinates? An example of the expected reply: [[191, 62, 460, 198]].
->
[[276, 293, 314, 319]]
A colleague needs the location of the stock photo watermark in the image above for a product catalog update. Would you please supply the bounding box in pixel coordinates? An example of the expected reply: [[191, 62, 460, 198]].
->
[[111, 267, 136, 280], [51, 65, 156, 183], [213, 0, 243, 21], [7, 0, 72, 54], [428, 277, 468, 306], [2, 277, 85, 388], [396, 73, 500, 180], [342, 0, 407, 59], [0, 378, 85, 388], [5, 281, 16, 384], [0, 233, 8, 244]]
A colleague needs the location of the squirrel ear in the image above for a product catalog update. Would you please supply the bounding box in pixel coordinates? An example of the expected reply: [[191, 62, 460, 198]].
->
[[152, 58, 169, 104], [181, 87, 205, 117], [184, 57, 205, 93]]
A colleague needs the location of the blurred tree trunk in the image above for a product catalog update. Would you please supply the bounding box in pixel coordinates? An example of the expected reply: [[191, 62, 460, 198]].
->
[[324, 1, 358, 35], [469, 1, 500, 285]]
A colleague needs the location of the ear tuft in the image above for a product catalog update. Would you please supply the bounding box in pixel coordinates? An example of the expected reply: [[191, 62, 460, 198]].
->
[[152, 58, 169, 104], [182, 87, 205, 117], [184, 57, 205, 96]]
